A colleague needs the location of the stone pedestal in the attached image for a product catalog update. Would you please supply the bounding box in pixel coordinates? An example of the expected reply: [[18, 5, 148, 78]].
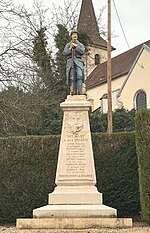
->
[[16, 95, 132, 229]]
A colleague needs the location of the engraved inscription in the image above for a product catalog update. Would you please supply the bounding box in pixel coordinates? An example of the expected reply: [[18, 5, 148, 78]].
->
[[58, 132, 93, 181], [57, 110, 95, 183]]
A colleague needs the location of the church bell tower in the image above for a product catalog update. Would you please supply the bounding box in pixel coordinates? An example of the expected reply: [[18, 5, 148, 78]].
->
[[77, 0, 108, 78]]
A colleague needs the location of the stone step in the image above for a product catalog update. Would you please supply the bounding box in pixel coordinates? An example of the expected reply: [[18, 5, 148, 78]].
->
[[16, 217, 132, 229]]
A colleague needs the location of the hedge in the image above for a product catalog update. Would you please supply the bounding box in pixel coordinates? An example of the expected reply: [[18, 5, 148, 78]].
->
[[0, 133, 140, 223], [135, 109, 150, 222], [93, 133, 140, 217], [0, 136, 59, 223]]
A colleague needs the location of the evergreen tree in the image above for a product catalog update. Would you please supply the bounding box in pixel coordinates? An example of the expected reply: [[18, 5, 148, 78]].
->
[[78, 31, 91, 47], [32, 26, 63, 135], [32, 27, 54, 89], [54, 24, 70, 101], [90, 107, 135, 133], [113, 108, 135, 132]]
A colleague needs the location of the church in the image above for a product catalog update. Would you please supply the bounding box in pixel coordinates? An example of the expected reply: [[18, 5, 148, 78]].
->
[[77, 0, 150, 113]]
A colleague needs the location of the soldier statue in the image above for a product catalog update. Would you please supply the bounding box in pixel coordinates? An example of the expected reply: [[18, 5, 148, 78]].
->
[[63, 30, 85, 95]]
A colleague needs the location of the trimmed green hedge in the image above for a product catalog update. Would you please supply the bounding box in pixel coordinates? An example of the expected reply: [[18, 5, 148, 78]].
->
[[0, 136, 59, 223], [135, 109, 150, 222], [93, 132, 140, 217], [0, 133, 140, 223]]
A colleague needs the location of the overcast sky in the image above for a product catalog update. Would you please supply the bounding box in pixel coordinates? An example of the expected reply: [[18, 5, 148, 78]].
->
[[11, 0, 150, 57]]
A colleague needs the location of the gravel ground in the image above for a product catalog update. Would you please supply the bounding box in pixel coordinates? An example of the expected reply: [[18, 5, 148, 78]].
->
[[1, 223, 150, 233]]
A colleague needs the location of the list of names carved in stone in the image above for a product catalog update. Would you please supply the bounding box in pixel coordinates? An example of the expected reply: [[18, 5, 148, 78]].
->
[[58, 133, 93, 180]]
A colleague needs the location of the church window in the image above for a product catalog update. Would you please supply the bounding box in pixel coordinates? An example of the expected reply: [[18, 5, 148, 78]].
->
[[136, 90, 147, 110], [95, 54, 100, 65]]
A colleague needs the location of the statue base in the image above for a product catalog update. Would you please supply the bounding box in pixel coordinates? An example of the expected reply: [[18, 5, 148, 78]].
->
[[17, 217, 132, 229]]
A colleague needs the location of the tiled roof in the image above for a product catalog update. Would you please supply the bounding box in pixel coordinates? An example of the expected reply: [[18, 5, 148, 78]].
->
[[86, 40, 150, 90], [77, 0, 107, 48]]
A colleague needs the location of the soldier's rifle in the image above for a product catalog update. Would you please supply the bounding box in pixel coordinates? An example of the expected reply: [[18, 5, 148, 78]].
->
[[71, 46, 75, 95]]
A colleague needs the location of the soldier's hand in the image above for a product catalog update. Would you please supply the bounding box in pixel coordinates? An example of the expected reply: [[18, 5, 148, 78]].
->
[[70, 43, 77, 49]]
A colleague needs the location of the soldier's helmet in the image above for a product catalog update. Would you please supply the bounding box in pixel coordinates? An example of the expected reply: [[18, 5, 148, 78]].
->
[[70, 30, 79, 36]]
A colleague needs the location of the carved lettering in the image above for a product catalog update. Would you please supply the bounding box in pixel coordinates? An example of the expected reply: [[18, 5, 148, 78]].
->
[[57, 111, 94, 182]]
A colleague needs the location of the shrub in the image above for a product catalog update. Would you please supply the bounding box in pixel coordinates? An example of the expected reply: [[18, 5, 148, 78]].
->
[[93, 132, 140, 217], [0, 136, 59, 223], [135, 109, 150, 222], [90, 108, 135, 133]]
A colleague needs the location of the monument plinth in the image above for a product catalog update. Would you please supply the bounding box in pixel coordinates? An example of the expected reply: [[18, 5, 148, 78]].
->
[[49, 95, 102, 206], [16, 95, 132, 229]]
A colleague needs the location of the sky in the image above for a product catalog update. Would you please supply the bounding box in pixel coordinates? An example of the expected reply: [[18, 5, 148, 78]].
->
[[11, 0, 150, 57]]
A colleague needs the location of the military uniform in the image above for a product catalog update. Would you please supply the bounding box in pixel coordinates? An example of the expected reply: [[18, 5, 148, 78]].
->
[[63, 39, 85, 94]]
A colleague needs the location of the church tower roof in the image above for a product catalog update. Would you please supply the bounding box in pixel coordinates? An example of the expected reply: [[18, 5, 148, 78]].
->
[[77, 0, 107, 48]]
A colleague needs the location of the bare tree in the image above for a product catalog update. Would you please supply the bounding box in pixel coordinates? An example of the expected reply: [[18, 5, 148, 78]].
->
[[47, 0, 80, 38], [0, 0, 52, 90], [0, 0, 57, 136], [0, 0, 107, 136]]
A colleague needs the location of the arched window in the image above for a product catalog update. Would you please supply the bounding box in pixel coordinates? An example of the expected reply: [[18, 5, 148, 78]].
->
[[136, 90, 147, 110], [95, 54, 100, 65]]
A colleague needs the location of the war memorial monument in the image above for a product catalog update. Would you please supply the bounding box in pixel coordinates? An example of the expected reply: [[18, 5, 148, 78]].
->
[[16, 31, 132, 229]]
